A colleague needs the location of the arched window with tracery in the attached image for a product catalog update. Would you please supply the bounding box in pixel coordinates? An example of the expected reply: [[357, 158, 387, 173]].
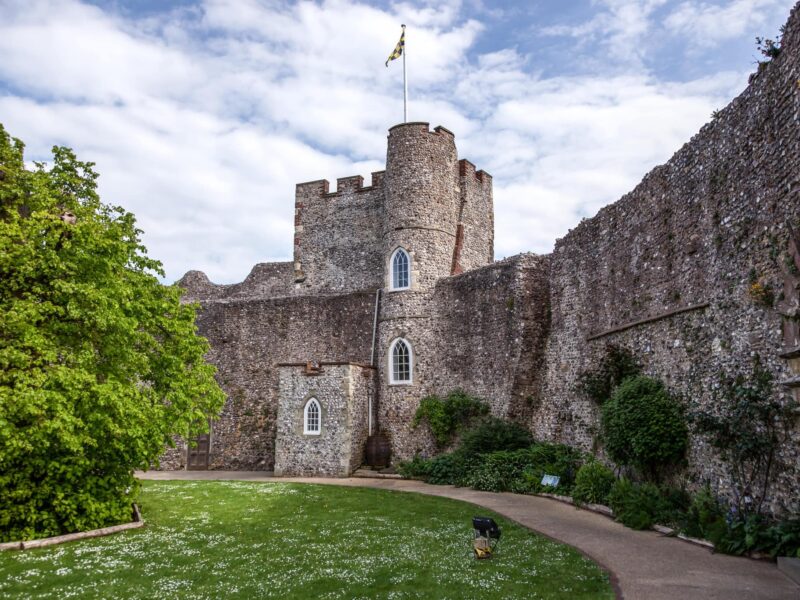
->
[[390, 248, 410, 290], [389, 338, 413, 384], [304, 397, 321, 435]]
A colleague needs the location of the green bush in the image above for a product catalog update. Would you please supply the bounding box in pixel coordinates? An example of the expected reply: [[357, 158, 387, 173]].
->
[[426, 452, 475, 486], [681, 485, 727, 541], [458, 418, 533, 459], [572, 461, 616, 506], [699, 511, 800, 558], [608, 479, 660, 530], [396, 456, 432, 480], [608, 479, 689, 530], [466, 450, 533, 493], [764, 518, 800, 558], [715, 513, 775, 556], [412, 390, 489, 447], [467, 443, 585, 495], [602, 376, 688, 480]]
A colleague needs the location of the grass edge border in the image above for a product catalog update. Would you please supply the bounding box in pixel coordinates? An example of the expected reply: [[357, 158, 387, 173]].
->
[[0, 504, 143, 551]]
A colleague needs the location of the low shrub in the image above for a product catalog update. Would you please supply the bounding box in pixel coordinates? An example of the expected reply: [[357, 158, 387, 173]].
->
[[396, 456, 432, 480], [608, 479, 689, 530], [715, 513, 770, 556], [467, 443, 585, 495], [466, 450, 534, 493], [426, 452, 475, 486], [572, 461, 616, 506], [518, 443, 585, 495], [681, 485, 727, 541], [764, 518, 800, 559], [458, 418, 533, 459]]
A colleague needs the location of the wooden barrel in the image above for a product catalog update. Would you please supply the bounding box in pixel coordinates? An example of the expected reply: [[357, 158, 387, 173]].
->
[[365, 432, 391, 467]]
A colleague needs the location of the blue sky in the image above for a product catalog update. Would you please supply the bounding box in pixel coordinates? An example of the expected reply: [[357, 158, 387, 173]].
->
[[1, 0, 796, 283]]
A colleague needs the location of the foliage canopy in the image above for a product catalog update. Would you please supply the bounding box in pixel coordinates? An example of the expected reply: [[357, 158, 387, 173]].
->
[[0, 125, 225, 541]]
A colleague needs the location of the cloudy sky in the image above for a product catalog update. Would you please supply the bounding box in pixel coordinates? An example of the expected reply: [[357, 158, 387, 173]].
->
[[0, 0, 796, 283]]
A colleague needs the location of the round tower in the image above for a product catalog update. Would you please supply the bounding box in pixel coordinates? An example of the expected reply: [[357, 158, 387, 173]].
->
[[383, 122, 460, 290], [375, 122, 462, 462]]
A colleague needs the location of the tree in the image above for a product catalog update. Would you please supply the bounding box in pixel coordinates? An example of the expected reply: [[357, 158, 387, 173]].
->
[[0, 124, 225, 542]]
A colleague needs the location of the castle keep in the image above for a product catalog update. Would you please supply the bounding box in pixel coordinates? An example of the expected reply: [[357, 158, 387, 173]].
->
[[164, 4, 800, 513]]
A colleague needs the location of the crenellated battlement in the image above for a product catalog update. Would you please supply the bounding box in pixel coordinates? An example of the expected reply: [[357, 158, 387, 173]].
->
[[458, 159, 492, 184], [387, 121, 455, 139], [295, 171, 385, 199]]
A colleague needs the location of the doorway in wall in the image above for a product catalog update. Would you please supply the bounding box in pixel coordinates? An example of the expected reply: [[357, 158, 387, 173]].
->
[[187, 424, 211, 470]]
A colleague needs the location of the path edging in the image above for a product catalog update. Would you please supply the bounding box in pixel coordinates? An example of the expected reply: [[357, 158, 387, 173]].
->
[[534, 492, 769, 557]]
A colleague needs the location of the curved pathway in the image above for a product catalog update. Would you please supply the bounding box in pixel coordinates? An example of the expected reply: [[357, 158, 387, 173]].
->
[[137, 471, 798, 600]]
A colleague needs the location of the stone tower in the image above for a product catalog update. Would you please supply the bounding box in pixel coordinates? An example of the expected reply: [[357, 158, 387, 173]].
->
[[376, 122, 494, 461]]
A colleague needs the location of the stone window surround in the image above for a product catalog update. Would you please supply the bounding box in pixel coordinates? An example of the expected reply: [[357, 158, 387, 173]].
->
[[303, 397, 322, 435], [388, 337, 414, 385], [388, 246, 412, 292]]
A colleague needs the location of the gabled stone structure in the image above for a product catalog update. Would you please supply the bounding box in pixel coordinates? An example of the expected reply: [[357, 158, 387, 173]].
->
[[163, 3, 800, 513]]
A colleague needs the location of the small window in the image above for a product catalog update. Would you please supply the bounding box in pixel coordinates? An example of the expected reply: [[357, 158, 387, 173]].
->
[[389, 338, 413, 384], [391, 248, 410, 290], [304, 398, 321, 435]]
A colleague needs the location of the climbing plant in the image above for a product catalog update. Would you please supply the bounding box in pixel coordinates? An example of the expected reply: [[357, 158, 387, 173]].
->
[[412, 389, 489, 447], [690, 357, 796, 514], [577, 344, 641, 405]]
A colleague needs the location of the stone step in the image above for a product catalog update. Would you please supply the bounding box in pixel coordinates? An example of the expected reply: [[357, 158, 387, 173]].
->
[[351, 468, 403, 480]]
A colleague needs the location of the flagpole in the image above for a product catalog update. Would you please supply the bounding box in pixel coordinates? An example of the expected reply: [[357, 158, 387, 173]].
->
[[402, 24, 407, 123]]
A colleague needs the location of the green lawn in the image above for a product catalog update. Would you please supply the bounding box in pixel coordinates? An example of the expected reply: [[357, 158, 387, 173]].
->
[[0, 481, 614, 599]]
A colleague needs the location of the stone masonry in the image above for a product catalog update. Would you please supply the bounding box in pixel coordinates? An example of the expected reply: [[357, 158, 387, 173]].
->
[[274, 363, 374, 477], [166, 3, 800, 513]]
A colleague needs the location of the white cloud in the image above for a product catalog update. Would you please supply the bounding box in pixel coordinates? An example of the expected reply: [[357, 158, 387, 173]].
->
[[665, 0, 786, 46], [541, 0, 669, 66], [0, 0, 793, 282]]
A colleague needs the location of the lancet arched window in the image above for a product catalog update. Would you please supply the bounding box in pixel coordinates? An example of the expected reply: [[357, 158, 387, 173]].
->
[[389, 338, 413, 384], [304, 398, 321, 435], [391, 248, 410, 290]]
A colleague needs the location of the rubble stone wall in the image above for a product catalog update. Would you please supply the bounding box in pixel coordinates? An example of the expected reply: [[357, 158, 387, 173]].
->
[[158, 292, 376, 471], [538, 2, 800, 513], [293, 174, 385, 294], [274, 363, 375, 477]]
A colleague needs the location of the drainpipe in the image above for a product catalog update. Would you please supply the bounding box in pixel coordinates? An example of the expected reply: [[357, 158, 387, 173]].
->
[[369, 289, 381, 436]]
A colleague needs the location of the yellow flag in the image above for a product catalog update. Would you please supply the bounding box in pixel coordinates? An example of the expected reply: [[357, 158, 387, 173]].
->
[[385, 27, 405, 67]]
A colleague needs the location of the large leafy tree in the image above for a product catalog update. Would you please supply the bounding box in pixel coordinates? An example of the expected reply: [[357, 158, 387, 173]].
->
[[0, 125, 225, 542]]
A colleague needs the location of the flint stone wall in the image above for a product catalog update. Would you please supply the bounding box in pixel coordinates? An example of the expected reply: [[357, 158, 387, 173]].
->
[[158, 292, 375, 470], [274, 363, 374, 477], [376, 253, 551, 461], [294, 174, 385, 294], [537, 2, 800, 514]]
